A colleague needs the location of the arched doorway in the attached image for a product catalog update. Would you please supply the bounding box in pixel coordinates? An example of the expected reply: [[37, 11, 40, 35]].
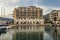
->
[[33, 21, 35, 24], [16, 22, 19, 24], [23, 22, 26, 24], [36, 22, 39, 24], [30, 22, 32, 24], [21, 22, 22, 24], [27, 22, 29, 24]]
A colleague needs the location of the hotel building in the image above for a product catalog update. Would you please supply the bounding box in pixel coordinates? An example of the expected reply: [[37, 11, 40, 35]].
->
[[44, 10, 60, 24], [13, 6, 44, 25]]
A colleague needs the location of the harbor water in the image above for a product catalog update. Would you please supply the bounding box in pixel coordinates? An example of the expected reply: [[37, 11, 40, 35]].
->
[[0, 25, 57, 40]]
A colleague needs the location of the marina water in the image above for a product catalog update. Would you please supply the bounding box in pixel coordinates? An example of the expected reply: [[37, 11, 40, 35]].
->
[[0, 26, 55, 40]]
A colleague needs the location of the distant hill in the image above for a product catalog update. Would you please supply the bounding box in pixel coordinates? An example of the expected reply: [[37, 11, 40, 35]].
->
[[0, 17, 14, 22]]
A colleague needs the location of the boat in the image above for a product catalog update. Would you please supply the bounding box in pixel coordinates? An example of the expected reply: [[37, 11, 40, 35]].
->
[[0, 27, 7, 35], [0, 24, 8, 26]]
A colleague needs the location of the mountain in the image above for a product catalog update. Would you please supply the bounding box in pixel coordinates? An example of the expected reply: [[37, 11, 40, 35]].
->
[[0, 17, 14, 22]]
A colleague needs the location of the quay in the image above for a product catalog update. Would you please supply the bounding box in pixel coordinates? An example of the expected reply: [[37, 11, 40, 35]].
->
[[11, 24, 60, 27]]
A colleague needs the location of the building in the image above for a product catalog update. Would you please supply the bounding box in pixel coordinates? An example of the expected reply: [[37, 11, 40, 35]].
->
[[13, 6, 44, 25], [44, 10, 60, 24], [50, 10, 60, 23]]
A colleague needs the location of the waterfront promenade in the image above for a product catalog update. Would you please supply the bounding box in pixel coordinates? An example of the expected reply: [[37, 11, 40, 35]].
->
[[11, 24, 60, 27]]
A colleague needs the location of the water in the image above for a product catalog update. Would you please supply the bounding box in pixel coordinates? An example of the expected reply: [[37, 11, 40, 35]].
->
[[0, 29, 14, 40], [44, 31, 54, 40], [0, 26, 55, 40]]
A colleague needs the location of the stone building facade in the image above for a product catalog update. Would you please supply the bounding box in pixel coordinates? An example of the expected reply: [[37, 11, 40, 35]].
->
[[44, 10, 60, 24], [13, 6, 44, 25], [50, 10, 60, 24]]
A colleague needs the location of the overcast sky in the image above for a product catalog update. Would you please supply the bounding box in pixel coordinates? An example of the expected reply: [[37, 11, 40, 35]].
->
[[0, 0, 60, 18]]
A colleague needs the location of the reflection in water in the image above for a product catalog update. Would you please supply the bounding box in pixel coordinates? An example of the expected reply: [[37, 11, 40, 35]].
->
[[13, 25, 44, 40], [13, 32, 43, 40], [0, 26, 55, 40], [0, 29, 14, 40], [0, 31, 6, 35], [44, 31, 54, 40]]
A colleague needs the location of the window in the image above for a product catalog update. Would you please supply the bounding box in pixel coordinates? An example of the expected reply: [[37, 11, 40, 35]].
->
[[40, 10, 43, 16], [28, 12, 31, 16], [24, 12, 26, 16], [20, 12, 22, 16], [24, 8, 26, 12], [32, 11, 35, 16]]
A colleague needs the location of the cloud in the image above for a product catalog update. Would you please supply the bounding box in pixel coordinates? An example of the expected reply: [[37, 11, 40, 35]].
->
[[22, 0, 41, 2], [34, 0, 42, 2], [20, 0, 42, 5], [39, 6, 60, 15], [0, 0, 20, 18], [0, 0, 19, 3], [0, 0, 60, 18], [40, 6, 60, 15], [0, 0, 20, 7], [33, 3, 60, 15]]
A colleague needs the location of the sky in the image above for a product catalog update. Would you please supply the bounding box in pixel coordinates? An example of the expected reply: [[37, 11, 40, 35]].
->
[[0, 0, 60, 18]]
